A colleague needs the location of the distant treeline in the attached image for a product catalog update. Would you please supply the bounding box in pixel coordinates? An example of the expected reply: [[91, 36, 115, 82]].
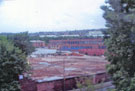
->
[[0, 29, 107, 44], [29, 29, 106, 36]]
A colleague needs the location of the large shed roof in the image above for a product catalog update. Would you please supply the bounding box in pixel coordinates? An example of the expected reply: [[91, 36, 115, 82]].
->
[[27, 56, 108, 83]]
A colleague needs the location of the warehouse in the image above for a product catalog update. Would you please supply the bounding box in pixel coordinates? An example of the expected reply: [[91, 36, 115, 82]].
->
[[31, 40, 46, 48], [20, 56, 110, 91], [48, 38, 105, 56]]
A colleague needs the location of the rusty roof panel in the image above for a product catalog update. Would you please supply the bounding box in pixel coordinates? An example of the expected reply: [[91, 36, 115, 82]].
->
[[28, 56, 108, 82]]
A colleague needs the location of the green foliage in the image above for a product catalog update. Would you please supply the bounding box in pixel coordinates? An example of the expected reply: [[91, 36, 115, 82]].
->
[[8, 32, 35, 55], [107, 88, 116, 91], [102, 0, 135, 91], [0, 36, 29, 91], [76, 77, 95, 91]]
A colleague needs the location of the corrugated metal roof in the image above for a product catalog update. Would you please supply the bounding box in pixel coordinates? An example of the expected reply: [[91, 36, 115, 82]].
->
[[27, 56, 108, 83], [32, 48, 57, 55]]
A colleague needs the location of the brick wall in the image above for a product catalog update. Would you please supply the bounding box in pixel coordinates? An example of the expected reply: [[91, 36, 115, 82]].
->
[[20, 78, 37, 91], [36, 78, 76, 91], [20, 73, 108, 91]]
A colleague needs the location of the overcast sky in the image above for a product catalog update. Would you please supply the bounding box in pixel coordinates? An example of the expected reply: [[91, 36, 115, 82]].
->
[[0, 0, 106, 33]]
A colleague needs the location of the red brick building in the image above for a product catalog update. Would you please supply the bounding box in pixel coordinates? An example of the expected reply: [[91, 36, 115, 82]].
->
[[48, 38, 106, 56], [31, 40, 46, 48]]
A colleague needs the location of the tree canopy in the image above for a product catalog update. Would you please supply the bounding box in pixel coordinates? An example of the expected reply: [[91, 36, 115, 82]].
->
[[0, 36, 29, 91], [102, 0, 135, 90], [8, 32, 35, 55]]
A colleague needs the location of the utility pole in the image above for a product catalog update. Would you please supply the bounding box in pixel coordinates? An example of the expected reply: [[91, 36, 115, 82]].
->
[[63, 55, 66, 91]]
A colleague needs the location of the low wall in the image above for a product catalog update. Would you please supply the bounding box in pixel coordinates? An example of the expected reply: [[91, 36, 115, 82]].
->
[[20, 73, 109, 91]]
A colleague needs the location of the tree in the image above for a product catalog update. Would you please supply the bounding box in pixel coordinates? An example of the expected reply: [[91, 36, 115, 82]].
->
[[76, 77, 95, 91], [8, 32, 35, 55], [102, 0, 135, 90], [0, 36, 29, 91]]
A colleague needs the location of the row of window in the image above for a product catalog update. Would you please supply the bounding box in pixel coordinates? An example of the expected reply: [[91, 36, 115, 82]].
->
[[61, 46, 106, 50], [51, 41, 103, 45]]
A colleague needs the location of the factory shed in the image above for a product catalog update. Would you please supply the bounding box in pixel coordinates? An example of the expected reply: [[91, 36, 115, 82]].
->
[[31, 40, 46, 48], [20, 56, 109, 91], [48, 38, 106, 56]]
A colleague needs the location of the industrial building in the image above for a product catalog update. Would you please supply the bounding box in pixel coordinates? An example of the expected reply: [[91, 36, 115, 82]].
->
[[20, 56, 111, 91], [31, 40, 46, 48], [86, 30, 104, 37], [48, 38, 106, 56]]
